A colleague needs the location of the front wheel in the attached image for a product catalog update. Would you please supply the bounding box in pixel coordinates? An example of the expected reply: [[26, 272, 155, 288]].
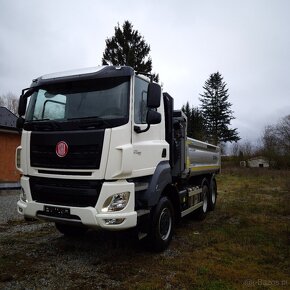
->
[[150, 197, 174, 252]]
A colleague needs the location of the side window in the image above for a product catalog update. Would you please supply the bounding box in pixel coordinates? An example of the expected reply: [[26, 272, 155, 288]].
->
[[42, 97, 66, 119], [33, 89, 66, 120], [134, 77, 149, 124]]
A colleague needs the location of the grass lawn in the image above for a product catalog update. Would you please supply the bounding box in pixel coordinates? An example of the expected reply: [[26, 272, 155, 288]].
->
[[164, 168, 290, 290], [124, 168, 290, 289]]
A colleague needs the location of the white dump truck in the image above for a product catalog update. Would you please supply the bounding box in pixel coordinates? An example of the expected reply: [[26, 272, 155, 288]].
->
[[16, 66, 220, 251]]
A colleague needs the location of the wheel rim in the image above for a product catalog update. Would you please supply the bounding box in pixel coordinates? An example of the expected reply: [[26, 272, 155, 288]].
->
[[158, 207, 172, 241], [202, 188, 208, 213]]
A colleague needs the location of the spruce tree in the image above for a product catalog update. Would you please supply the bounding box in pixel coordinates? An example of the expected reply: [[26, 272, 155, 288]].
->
[[199, 72, 240, 145], [102, 20, 158, 81], [182, 102, 205, 140], [191, 106, 206, 141], [182, 102, 193, 137]]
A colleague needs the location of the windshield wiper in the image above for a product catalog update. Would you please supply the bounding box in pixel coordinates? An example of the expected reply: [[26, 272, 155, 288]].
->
[[27, 119, 62, 130], [67, 116, 103, 121], [67, 116, 113, 128], [28, 118, 50, 122]]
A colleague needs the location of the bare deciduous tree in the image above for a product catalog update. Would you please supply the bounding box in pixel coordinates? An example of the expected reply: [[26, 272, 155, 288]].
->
[[239, 141, 254, 158], [261, 115, 290, 168], [0, 92, 18, 115], [231, 142, 240, 157], [0, 95, 5, 107]]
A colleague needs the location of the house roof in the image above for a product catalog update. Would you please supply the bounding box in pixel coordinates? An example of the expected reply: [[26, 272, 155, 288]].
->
[[0, 107, 18, 131], [247, 156, 269, 162]]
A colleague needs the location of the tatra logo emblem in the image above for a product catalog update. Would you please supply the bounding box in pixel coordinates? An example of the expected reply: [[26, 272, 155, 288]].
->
[[56, 141, 68, 157]]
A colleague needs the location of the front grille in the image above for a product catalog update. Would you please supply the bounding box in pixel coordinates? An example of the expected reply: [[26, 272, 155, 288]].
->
[[31, 144, 100, 169], [30, 130, 104, 169], [30, 177, 102, 207]]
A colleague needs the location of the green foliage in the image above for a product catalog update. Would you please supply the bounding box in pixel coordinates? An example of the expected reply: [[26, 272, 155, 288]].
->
[[182, 102, 206, 140], [199, 72, 240, 145], [102, 20, 158, 82]]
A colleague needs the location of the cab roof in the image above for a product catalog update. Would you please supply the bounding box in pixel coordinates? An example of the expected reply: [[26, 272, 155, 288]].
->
[[30, 66, 134, 87]]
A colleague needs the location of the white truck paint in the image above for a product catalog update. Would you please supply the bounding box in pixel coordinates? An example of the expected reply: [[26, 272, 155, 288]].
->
[[16, 66, 220, 251]]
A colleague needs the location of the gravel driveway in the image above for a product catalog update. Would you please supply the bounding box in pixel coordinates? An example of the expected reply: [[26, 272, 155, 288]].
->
[[0, 189, 172, 289], [0, 190, 22, 223], [0, 189, 144, 289]]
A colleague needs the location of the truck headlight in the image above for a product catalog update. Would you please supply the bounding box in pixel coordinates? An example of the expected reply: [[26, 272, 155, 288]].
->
[[16, 147, 21, 170], [20, 187, 27, 202], [102, 192, 130, 212]]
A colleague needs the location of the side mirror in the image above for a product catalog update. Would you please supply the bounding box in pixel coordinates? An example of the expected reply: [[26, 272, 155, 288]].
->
[[147, 110, 161, 125], [18, 88, 34, 116], [16, 117, 25, 131], [147, 83, 161, 108], [18, 95, 27, 117], [134, 110, 161, 133]]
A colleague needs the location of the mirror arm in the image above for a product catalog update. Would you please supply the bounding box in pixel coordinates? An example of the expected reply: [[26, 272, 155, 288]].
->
[[21, 87, 34, 99], [134, 124, 150, 134]]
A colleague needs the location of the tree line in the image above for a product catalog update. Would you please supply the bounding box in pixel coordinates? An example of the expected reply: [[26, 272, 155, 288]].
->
[[230, 115, 290, 168], [101, 20, 288, 167], [1, 20, 239, 146], [1, 20, 288, 168]]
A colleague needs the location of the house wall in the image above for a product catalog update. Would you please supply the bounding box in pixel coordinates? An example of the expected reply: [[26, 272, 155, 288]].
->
[[0, 131, 21, 181], [247, 158, 269, 168]]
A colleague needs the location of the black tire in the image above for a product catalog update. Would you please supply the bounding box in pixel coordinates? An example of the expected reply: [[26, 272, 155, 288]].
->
[[150, 197, 174, 252], [208, 177, 217, 211], [55, 223, 88, 237], [194, 183, 209, 220]]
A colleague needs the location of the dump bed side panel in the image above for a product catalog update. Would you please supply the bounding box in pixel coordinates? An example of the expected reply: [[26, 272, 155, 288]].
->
[[187, 137, 221, 176]]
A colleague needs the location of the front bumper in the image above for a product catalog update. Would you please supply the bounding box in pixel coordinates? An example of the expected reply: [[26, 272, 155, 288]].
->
[[17, 176, 137, 230]]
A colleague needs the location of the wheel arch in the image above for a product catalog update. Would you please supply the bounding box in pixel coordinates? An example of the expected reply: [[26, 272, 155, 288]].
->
[[188, 174, 211, 188], [143, 161, 172, 207], [161, 184, 180, 221]]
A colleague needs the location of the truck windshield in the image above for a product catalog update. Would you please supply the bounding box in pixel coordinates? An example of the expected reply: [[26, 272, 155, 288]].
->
[[26, 76, 130, 127]]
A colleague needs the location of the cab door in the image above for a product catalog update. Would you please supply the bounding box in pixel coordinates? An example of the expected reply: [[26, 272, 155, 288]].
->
[[131, 76, 169, 178]]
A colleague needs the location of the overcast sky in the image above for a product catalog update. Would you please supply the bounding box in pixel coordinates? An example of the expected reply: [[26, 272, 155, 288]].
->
[[0, 0, 289, 143]]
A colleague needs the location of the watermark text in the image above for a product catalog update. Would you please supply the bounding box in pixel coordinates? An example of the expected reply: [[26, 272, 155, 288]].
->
[[243, 279, 288, 287]]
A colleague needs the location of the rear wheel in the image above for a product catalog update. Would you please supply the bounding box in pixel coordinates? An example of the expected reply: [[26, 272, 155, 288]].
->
[[208, 177, 217, 211], [150, 197, 174, 252], [55, 223, 88, 237], [195, 183, 209, 220]]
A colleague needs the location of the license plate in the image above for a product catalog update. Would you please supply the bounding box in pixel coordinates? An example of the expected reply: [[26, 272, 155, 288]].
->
[[44, 205, 70, 218]]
